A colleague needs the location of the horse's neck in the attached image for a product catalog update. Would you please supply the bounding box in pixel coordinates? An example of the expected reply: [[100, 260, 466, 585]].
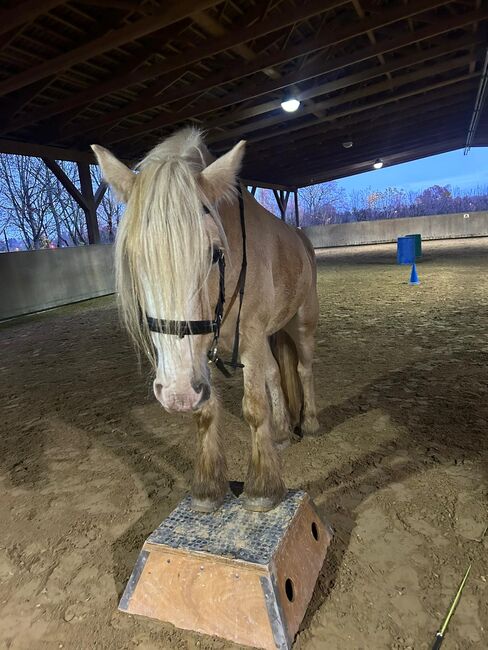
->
[[218, 187, 250, 256]]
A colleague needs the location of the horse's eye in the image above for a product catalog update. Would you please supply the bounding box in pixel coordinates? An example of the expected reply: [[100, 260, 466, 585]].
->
[[211, 247, 220, 264]]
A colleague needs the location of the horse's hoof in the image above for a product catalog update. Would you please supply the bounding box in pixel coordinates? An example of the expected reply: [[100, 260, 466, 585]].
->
[[274, 437, 291, 451], [302, 416, 320, 436], [190, 496, 224, 513], [240, 495, 282, 512]]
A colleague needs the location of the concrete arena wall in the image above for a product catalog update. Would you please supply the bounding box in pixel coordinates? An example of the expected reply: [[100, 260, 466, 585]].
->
[[2, 210, 487, 320], [0, 244, 114, 320], [303, 211, 488, 248]]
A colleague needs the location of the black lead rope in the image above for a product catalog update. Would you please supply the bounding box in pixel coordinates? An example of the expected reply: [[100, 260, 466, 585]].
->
[[145, 184, 247, 378], [226, 185, 247, 372]]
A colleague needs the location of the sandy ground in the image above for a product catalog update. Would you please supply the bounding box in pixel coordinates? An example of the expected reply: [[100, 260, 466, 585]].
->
[[0, 238, 487, 650]]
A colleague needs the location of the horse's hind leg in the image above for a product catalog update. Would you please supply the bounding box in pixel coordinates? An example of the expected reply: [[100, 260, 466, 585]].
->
[[266, 339, 293, 449], [191, 393, 228, 512], [286, 297, 320, 436], [241, 336, 286, 511]]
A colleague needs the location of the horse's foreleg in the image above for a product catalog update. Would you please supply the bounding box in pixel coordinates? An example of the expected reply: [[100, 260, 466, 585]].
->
[[191, 393, 228, 512], [241, 340, 286, 511]]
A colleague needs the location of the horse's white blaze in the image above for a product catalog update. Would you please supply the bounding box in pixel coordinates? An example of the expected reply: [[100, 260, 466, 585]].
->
[[143, 276, 203, 388]]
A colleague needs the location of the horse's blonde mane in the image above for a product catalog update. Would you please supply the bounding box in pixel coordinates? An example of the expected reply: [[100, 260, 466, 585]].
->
[[115, 128, 216, 366]]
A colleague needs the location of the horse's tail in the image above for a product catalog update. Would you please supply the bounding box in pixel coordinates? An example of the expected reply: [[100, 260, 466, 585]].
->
[[270, 330, 303, 430]]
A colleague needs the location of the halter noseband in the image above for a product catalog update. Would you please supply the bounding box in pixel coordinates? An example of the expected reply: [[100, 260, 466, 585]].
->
[[145, 185, 247, 378]]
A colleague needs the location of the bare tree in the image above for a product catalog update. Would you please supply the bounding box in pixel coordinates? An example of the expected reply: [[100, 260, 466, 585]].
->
[[46, 161, 88, 246], [0, 155, 54, 249], [299, 181, 347, 226], [92, 165, 123, 242]]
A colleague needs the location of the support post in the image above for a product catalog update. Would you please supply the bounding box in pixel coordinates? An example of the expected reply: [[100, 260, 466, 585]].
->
[[282, 190, 290, 214], [273, 188, 286, 220], [94, 181, 107, 208], [294, 189, 300, 227], [77, 162, 100, 244]]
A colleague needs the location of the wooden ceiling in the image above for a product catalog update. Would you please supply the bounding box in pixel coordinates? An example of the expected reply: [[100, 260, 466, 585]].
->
[[0, 0, 487, 188]]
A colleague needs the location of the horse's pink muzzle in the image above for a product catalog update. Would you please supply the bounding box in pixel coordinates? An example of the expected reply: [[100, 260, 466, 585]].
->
[[153, 380, 210, 412]]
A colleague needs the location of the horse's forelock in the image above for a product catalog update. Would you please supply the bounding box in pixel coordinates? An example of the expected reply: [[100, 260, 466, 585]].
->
[[136, 127, 213, 172], [115, 132, 216, 366]]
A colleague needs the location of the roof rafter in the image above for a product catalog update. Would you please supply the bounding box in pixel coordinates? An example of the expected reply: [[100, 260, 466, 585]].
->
[[94, 6, 475, 145], [0, 0, 67, 36], [209, 70, 478, 148], [245, 97, 471, 165], [59, 11, 485, 143], [0, 0, 224, 97], [2, 0, 348, 133]]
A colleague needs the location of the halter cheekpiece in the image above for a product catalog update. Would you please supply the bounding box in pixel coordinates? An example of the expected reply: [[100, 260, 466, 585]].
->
[[145, 185, 247, 378]]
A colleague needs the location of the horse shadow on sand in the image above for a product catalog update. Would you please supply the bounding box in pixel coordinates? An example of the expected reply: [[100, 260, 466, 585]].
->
[[298, 348, 487, 631]]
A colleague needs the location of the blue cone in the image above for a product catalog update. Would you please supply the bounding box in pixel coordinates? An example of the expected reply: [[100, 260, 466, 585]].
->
[[409, 262, 420, 285]]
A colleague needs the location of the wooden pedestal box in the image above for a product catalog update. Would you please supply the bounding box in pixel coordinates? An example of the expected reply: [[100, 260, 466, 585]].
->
[[119, 490, 332, 649]]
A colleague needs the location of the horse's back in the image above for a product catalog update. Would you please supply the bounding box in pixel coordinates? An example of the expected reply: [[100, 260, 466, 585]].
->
[[242, 190, 317, 331]]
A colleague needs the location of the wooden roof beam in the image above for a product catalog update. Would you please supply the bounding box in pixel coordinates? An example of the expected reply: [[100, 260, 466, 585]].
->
[[279, 129, 467, 179], [351, 0, 391, 80], [63, 24, 482, 144], [0, 0, 67, 36], [245, 98, 471, 163], [257, 134, 466, 188], [247, 112, 470, 169], [2, 0, 458, 135], [246, 88, 472, 152], [88, 7, 485, 146], [214, 76, 477, 172], [292, 139, 466, 187], [250, 79, 477, 151], [94, 11, 480, 142], [259, 120, 469, 177], [3, 0, 348, 134], [73, 0, 145, 10], [42, 157, 89, 212], [244, 84, 474, 152], [0, 0, 224, 97], [201, 40, 480, 134], [206, 56, 476, 146], [0, 139, 97, 163], [123, 79, 476, 163]]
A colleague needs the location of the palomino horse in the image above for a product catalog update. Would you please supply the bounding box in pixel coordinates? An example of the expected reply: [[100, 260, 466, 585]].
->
[[92, 128, 319, 513]]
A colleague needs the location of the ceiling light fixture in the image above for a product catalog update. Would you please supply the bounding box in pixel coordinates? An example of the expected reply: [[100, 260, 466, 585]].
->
[[342, 140, 353, 149], [281, 98, 300, 112], [373, 158, 384, 169]]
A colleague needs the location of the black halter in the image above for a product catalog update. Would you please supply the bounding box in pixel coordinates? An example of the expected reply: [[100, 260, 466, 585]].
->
[[145, 185, 247, 378]]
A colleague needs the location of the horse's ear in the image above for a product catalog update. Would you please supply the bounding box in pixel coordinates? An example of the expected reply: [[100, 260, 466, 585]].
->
[[91, 144, 135, 203], [199, 140, 246, 203]]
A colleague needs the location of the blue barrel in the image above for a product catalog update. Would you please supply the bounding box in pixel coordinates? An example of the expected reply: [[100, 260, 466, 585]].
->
[[406, 233, 422, 258], [397, 236, 416, 264]]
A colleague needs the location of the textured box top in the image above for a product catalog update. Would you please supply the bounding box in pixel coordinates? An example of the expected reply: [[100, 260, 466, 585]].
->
[[147, 490, 307, 565]]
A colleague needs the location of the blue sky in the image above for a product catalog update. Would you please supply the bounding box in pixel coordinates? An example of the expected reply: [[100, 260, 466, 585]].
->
[[337, 147, 488, 193]]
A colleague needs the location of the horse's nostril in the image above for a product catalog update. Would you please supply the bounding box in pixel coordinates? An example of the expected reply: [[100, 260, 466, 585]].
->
[[191, 380, 211, 405], [154, 382, 163, 398], [200, 383, 211, 403]]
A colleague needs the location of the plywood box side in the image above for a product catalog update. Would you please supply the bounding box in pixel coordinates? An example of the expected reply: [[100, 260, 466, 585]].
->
[[122, 545, 277, 650], [272, 497, 331, 639]]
